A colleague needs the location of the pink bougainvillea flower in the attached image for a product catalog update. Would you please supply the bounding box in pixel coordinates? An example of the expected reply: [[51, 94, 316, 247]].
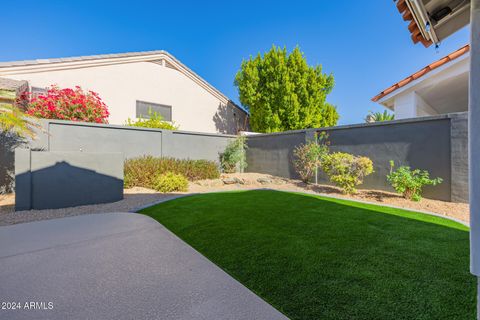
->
[[25, 85, 109, 124]]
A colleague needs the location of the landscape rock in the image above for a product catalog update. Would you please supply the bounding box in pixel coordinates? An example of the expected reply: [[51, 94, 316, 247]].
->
[[222, 177, 245, 185], [195, 179, 224, 187], [257, 177, 273, 185], [272, 178, 287, 185]]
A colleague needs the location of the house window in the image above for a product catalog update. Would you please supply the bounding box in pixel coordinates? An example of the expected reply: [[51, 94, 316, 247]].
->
[[136, 100, 172, 121], [30, 86, 47, 98]]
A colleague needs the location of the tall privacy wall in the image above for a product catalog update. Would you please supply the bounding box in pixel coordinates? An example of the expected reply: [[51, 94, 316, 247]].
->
[[1, 114, 468, 203], [31, 119, 236, 160], [1, 119, 235, 194], [246, 112, 468, 202], [15, 150, 124, 210]]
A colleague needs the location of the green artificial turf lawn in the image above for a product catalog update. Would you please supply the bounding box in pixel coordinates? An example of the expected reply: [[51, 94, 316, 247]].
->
[[140, 190, 475, 320]]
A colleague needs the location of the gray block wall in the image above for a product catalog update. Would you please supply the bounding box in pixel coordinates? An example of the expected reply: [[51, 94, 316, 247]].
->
[[2, 119, 235, 198], [34, 120, 235, 162], [0, 132, 26, 193], [2, 114, 470, 204], [47, 122, 163, 158], [3, 120, 235, 211], [15, 149, 124, 210], [322, 117, 451, 201], [246, 130, 307, 179], [246, 113, 469, 202], [450, 113, 469, 202]]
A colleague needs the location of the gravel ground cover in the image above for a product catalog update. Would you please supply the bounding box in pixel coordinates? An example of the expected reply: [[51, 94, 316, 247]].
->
[[0, 173, 469, 226]]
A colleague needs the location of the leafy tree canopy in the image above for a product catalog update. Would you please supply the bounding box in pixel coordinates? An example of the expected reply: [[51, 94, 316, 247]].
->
[[235, 45, 338, 133]]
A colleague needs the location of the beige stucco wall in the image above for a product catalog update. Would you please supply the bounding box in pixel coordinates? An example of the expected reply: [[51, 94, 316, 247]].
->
[[393, 91, 439, 119], [4, 61, 246, 134]]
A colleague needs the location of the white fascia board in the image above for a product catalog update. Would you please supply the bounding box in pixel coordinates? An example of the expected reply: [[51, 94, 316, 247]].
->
[[375, 52, 470, 106]]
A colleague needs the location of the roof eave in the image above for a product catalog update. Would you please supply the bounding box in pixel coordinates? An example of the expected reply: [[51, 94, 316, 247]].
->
[[372, 45, 470, 103], [374, 95, 395, 109], [0, 51, 248, 115], [396, 0, 434, 47], [396, 0, 471, 47]]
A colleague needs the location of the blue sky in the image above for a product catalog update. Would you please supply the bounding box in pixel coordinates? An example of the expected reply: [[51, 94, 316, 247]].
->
[[1, 1, 469, 125]]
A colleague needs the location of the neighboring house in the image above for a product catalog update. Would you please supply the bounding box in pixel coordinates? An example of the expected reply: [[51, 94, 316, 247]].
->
[[0, 51, 248, 134], [0, 77, 28, 105], [372, 45, 469, 119]]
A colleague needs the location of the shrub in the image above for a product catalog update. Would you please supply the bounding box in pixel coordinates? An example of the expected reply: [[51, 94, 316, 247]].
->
[[0, 103, 37, 138], [125, 109, 178, 130], [154, 172, 189, 193], [321, 152, 374, 194], [293, 133, 329, 183], [220, 136, 247, 173], [387, 161, 442, 201], [365, 110, 394, 123], [25, 85, 109, 123], [124, 156, 220, 189]]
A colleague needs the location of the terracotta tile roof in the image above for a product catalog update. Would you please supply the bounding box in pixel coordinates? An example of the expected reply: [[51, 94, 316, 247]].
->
[[395, 0, 433, 47], [371, 44, 469, 102]]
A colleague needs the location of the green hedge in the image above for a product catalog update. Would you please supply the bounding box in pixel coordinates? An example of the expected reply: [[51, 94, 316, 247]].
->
[[124, 156, 220, 189]]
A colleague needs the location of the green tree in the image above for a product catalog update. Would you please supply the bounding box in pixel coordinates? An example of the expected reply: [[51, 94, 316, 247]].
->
[[234, 45, 338, 133], [365, 110, 394, 123]]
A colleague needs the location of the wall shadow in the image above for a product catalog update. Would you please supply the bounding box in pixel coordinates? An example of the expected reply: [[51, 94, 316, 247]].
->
[[16, 161, 123, 210], [0, 132, 25, 194]]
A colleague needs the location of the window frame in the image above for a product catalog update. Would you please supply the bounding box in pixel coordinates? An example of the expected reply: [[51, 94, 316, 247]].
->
[[135, 100, 172, 121]]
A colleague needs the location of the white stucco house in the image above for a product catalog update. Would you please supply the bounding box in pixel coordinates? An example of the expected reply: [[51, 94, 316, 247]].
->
[[372, 44, 469, 119], [0, 50, 248, 134]]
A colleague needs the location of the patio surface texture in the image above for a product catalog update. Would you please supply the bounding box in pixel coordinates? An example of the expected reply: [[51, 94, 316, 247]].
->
[[0, 213, 287, 320]]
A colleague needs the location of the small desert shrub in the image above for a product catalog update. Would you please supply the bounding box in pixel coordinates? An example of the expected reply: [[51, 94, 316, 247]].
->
[[321, 152, 374, 194], [293, 133, 329, 183], [220, 136, 247, 173], [154, 172, 188, 193], [387, 161, 442, 201], [124, 156, 220, 189], [125, 110, 178, 130]]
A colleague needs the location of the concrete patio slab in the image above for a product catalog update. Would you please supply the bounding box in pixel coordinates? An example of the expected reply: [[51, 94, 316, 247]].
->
[[0, 213, 288, 320]]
